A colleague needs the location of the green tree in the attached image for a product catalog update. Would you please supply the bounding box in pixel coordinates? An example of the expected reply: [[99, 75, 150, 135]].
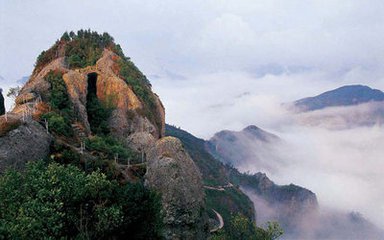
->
[[6, 86, 21, 100], [60, 31, 71, 41], [213, 213, 283, 240], [86, 90, 111, 135], [0, 161, 163, 239], [45, 71, 71, 113], [41, 112, 73, 137], [255, 222, 284, 240]]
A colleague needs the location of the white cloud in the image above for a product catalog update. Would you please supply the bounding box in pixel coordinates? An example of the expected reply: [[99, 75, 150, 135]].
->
[[2, 0, 384, 231]]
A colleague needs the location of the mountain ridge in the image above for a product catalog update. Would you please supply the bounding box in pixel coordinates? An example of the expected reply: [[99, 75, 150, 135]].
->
[[293, 85, 384, 112]]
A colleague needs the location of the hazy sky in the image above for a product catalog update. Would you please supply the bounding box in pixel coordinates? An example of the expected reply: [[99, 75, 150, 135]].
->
[[1, 0, 384, 135], [1, 0, 384, 230]]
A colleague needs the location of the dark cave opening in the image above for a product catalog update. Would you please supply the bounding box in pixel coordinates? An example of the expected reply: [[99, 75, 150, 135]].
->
[[86, 72, 110, 135], [87, 72, 98, 96]]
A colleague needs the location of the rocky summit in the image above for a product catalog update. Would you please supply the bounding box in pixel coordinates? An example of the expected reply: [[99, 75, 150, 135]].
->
[[0, 30, 206, 239]]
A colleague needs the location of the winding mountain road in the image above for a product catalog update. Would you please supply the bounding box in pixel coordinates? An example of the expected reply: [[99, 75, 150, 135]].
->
[[210, 209, 224, 233]]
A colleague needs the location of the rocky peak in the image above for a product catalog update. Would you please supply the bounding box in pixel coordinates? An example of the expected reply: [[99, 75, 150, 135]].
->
[[242, 125, 280, 142], [0, 30, 208, 238], [13, 30, 165, 146], [0, 30, 166, 171]]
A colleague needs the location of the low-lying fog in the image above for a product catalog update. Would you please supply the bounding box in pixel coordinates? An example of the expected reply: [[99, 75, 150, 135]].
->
[[153, 71, 384, 231]]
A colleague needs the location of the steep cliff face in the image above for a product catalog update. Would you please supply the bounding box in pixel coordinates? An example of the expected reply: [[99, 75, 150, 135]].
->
[[145, 136, 208, 239], [15, 49, 164, 145], [0, 89, 4, 115], [0, 32, 166, 173], [0, 115, 52, 173], [0, 31, 208, 239]]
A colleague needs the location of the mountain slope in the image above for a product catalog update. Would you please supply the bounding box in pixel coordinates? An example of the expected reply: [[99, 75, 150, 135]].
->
[[207, 125, 283, 173], [0, 30, 207, 239], [290, 85, 384, 129], [294, 85, 384, 112], [165, 125, 256, 232], [166, 124, 319, 238]]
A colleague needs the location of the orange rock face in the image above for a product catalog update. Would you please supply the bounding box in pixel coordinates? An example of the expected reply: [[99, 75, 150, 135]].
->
[[12, 49, 165, 145]]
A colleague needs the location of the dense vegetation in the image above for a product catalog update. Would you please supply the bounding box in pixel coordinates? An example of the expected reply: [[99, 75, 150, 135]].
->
[[86, 135, 140, 165], [34, 30, 161, 135], [165, 125, 283, 239], [212, 214, 283, 240], [0, 161, 163, 239], [205, 188, 255, 231], [35, 30, 124, 72], [41, 71, 73, 137], [86, 84, 112, 135]]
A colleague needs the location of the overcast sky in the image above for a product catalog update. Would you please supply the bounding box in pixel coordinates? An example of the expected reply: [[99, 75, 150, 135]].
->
[[2, 0, 384, 229], [1, 0, 384, 136]]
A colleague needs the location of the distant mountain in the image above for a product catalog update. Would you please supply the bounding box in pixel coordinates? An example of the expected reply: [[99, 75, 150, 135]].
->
[[294, 85, 384, 112], [207, 125, 283, 173], [197, 124, 384, 239], [166, 124, 319, 237]]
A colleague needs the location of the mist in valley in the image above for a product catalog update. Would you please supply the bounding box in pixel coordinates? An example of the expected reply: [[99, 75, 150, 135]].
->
[[153, 72, 384, 237]]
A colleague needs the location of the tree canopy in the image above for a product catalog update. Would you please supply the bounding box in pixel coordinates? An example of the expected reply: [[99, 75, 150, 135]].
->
[[0, 161, 163, 239]]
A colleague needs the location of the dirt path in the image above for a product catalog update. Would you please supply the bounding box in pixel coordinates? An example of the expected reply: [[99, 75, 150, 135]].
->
[[210, 209, 224, 233]]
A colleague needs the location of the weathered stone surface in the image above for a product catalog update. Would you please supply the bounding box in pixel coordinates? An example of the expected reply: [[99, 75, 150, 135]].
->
[[20, 57, 67, 103], [15, 92, 37, 105], [0, 119, 52, 173], [12, 49, 165, 145], [145, 137, 208, 239], [1, 41, 204, 237]]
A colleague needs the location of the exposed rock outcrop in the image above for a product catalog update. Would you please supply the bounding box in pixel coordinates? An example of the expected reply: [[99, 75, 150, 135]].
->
[[145, 136, 208, 239], [0, 117, 52, 173], [14, 49, 165, 145], [0, 31, 208, 238], [0, 89, 4, 115]]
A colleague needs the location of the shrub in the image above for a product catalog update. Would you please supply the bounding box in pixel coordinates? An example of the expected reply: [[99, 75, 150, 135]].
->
[[0, 161, 163, 239], [85, 135, 140, 163], [212, 213, 283, 240], [0, 117, 22, 137], [34, 30, 120, 72], [45, 71, 72, 114], [41, 112, 73, 137], [86, 90, 112, 135]]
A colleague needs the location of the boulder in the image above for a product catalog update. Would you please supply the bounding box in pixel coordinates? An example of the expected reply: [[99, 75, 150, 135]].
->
[[145, 137, 208, 239], [0, 118, 52, 173]]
